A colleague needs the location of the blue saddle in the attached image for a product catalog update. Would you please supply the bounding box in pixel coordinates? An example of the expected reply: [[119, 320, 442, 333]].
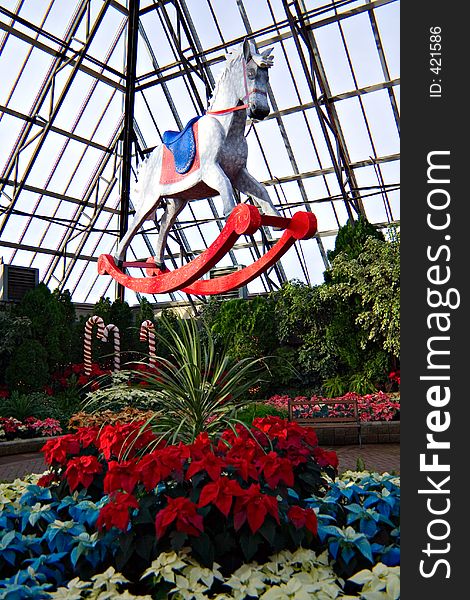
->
[[162, 116, 201, 174]]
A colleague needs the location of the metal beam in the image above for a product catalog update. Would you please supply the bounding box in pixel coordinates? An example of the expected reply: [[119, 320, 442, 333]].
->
[[135, 0, 397, 92], [117, 0, 140, 301], [0, 239, 97, 262], [0, 20, 125, 92], [0, 1, 111, 235], [0, 104, 112, 154], [0, 178, 120, 214], [262, 153, 400, 186]]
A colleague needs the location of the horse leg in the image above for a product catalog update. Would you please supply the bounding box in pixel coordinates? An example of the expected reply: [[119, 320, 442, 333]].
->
[[115, 200, 160, 262], [234, 168, 281, 218], [202, 164, 236, 218], [153, 197, 186, 267]]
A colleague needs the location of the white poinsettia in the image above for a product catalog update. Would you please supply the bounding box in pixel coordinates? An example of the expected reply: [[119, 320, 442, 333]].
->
[[348, 563, 400, 600], [170, 574, 210, 599], [224, 564, 267, 599], [91, 566, 130, 592], [259, 575, 321, 600], [48, 576, 91, 599], [141, 550, 189, 583], [184, 562, 223, 588]]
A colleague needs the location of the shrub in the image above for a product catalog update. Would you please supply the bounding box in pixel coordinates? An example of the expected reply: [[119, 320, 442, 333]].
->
[[5, 340, 49, 392], [235, 403, 288, 425], [14, 283, 74, 371]]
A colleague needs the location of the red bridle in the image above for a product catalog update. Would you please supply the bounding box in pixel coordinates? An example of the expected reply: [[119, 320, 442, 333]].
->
[[206, 59, 267, 117]]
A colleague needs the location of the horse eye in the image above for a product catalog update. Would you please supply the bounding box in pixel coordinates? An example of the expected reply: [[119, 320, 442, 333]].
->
[[247, 68, 256, 79]]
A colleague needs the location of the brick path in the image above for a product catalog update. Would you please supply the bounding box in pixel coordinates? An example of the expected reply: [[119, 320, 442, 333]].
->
[[0, 452, 47, 483], [328, 444, 400, 474], [0, 444, 399, 483]]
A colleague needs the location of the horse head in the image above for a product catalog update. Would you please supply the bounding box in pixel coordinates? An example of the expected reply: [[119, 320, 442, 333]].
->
[[242, 39, 274, 121]]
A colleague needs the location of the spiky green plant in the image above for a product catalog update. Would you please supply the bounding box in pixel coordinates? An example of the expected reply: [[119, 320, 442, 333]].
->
[[83, 315, 268, 444]]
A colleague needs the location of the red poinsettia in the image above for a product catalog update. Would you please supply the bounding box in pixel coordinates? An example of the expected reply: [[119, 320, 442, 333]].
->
[[198, 477, 244, 517], [42, 434, 81, 466], [103, 460, 140, 494], [98, 422, 156, 460], [75, 426, 100, 449], [37, 472, 57, 488], [224, 454, 259, 482], [65, 455, 103, 491], [137, 452, 163, 491], [287, 505, 318, 535], [157, 444, 189, 479], [97, 492, 139, 531], [186, 452, 224, 482], [313, 447, 339, 469], [189, 432, 213, 460], [256, 451, 294, 489], [155, 496, 204, 539], [233, 483, 280, 534]]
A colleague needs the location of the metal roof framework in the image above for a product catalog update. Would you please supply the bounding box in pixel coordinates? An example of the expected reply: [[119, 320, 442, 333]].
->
[[0, 0, 400, 305]]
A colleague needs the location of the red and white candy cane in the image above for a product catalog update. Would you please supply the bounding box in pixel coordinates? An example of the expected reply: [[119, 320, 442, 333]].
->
[[102, 323, 121, 372], [84, 316, 105, 375], [140, 320, 157, 367]]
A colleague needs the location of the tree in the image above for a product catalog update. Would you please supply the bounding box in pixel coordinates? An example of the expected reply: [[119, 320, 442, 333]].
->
[[0, 309, 31, 385], [14, 283, 73, 370], [322, 231, 400, 358], [5, 339, 49, 392]]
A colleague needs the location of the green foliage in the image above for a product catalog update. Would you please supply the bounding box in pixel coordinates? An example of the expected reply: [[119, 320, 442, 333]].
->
[[87, 315, 268, 444], [323, 232, 400, 358], [135, 297, 156, 326], [0, 310, 31, 355], [327, 215, 384, 264], [0, 390, 56, 421], [0, 309, 32, 385], [274, 282, 339, 389], [5, 339, 49, 392], [273, 280, 316, 346], [82, 372, 161, 413], [204, 296, 277, 361], [14, 283, 73, 370], [51, 389, 83, 429], [235, 402, 288, 425]]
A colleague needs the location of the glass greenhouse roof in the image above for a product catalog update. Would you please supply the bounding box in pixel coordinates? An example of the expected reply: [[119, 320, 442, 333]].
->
[[0, 0, 399, 305]]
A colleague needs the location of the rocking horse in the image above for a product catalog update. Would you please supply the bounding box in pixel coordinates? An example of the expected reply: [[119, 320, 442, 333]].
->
[[98, 40, 317, 295]]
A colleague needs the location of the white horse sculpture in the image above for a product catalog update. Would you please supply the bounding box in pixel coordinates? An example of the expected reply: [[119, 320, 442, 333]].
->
[[115, 39, 281, 268]]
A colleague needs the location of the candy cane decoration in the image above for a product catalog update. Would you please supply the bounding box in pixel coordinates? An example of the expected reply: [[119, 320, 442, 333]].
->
[[101, 323, 121, 372], [84, 316, 105, 375], [140, 320, 157, 367]]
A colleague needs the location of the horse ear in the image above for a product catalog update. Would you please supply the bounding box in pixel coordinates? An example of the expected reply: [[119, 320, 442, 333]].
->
[[243, 38, 252, 62], [261, 48, 274, 59]]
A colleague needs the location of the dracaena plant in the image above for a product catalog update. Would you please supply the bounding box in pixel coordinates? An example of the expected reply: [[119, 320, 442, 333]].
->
[[83, 314, 269, 445]]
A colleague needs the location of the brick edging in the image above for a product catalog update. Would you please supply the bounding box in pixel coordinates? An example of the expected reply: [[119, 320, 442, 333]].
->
[[316, 421, 400, 446], [0, 436, 59, 457]]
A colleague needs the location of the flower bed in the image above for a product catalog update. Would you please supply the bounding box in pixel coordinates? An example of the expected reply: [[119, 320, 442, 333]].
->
[[0, 468, 400, 598], [267, 392, 400, 422], [0, 417, 62, 442], [0, 416, 400, 598]]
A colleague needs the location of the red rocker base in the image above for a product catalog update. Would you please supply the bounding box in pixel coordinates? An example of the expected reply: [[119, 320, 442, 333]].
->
[[97, 204, 317, 295]]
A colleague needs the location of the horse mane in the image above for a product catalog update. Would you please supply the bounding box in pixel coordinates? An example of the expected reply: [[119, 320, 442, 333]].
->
[[207, 46, 243, 111]]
